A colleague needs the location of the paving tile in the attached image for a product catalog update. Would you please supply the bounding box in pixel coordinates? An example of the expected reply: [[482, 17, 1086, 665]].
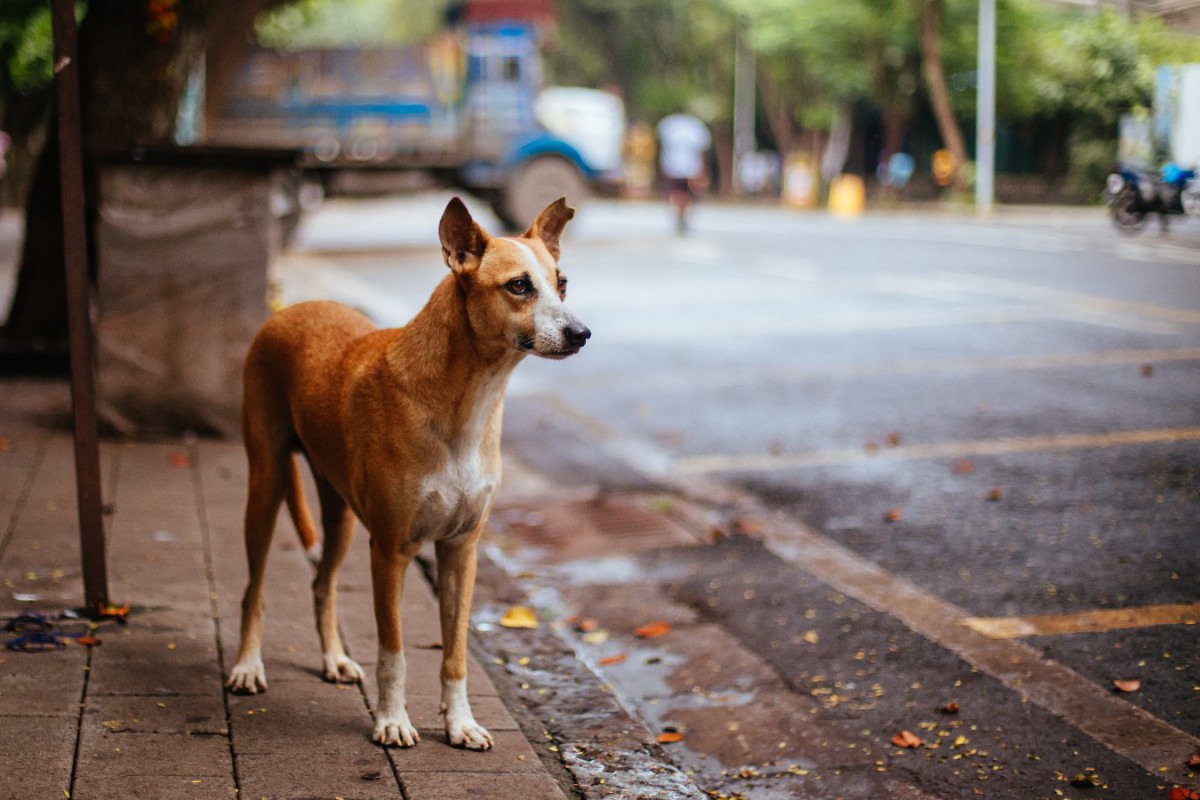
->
[[74, 729, 233, 799], [88, 652, 225, 697], [228, 680, 374, 755], [0, 714, 77, 800], [0, 648, 88, 717], [236, 750, 400, 800], [402, 770, 567, 800], [86, 693, 227, 735], [386, 730, 543, 773], [74, 774, 236, 800]]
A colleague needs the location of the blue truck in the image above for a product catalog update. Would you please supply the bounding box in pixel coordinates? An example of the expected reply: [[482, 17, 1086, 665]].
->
[[206, 3, 624, 229]]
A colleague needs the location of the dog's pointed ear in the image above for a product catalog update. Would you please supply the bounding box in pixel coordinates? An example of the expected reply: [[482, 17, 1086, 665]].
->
[[439, 197, 490, 273], [523, 197, 575, 261]]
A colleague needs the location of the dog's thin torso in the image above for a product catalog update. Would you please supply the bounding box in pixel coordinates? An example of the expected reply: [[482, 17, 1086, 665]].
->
[[245, 285, 518, 546]]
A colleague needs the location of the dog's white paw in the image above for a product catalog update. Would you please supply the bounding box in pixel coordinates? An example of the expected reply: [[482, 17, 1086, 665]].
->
[[304, 542, 323, 567], [323, 653, 365, 684], [227, 659, 268, 694], [447, 718, 494, 751], [372, 714, 420, 748]]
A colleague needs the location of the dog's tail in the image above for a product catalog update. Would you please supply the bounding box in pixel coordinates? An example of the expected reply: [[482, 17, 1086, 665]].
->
[[284, 454, 322, 565]]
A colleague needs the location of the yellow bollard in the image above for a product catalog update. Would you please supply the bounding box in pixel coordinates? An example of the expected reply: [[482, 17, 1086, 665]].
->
[[782, 154, 817, 209], [828, 174, 865, 218]]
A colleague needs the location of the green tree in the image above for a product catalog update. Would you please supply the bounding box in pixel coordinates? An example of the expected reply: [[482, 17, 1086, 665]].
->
[[254, 0, 448, 48], [3, 0, 289, 344], [1026, 8, 1200, 190], [547, 0, 737, 190]]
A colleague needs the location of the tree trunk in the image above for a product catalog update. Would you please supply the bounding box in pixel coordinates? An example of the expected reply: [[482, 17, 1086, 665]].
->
[[757, 69, 796, 157], [3, 0, 282, 344], [920, 0, 968, 189]]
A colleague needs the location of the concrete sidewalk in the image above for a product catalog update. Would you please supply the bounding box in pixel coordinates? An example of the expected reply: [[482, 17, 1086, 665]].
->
[[0, 379, 568, 800]]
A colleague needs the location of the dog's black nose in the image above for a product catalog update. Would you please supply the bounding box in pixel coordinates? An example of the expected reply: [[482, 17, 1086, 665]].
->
[[564, 321, 591, 348]]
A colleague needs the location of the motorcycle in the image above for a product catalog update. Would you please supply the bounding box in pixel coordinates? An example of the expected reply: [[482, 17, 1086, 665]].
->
[[1104, 162, 1200, 233]]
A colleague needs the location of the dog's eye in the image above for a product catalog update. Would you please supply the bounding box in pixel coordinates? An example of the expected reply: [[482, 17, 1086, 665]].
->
[[557, 276, 568, 297], [506, 278, 532, 296]]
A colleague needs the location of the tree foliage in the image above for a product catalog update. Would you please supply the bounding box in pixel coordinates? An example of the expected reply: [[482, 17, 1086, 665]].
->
[[255, 0, 448, 48], [546, 0, 736, 127]]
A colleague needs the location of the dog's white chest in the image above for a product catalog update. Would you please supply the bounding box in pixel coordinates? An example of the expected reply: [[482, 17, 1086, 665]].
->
[[414, 451, 497, 542]]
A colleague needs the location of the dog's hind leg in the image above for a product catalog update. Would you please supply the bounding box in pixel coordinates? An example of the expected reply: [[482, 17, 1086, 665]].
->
[[227, 408, 289, 695], [312, 475, 364, 684]]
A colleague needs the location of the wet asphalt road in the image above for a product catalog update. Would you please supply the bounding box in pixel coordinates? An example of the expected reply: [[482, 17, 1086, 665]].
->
[[288, 195, 1199, 799]]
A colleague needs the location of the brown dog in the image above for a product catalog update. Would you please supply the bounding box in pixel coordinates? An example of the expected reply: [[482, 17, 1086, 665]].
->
[[226, 197, 589, 749]]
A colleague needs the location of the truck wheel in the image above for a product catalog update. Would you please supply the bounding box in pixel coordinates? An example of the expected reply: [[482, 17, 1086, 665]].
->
[[497, 156, 588, 232]]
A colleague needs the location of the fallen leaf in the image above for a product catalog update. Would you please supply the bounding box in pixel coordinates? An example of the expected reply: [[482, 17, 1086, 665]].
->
[[1169, 787, 1200, 800], [885, 431, 903, 447], [1112, 678, 1141, 693], [985, 487, 1004, 502], [0, 437, 11, 453], [99, 604, 131, 623], [655, 731, 685, 744], [953, 460, 975, 474], [864, 440, 881, 453], [940, 701, 960, 714], [1141, 363, 1154, 378], [1186, 750, 1200, 768], [168, 453, 191, 468], [891, 730, 922, 748], [883, 508, 903, 523], [634, 621, 672, 639], [1070, 773, 1102, 788], [580, 630, 608, 645], [574, 618, 599, 633], [499, 606, 539, 629], [598, 653, 627, 667], [76, 636, 101, 647]]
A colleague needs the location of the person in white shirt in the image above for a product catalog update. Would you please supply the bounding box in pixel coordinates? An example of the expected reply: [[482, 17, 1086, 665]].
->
[[656, 112, 711, 234]]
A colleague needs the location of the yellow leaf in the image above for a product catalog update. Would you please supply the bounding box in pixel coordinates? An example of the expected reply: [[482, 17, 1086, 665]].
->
[[581, 630, 609, 645], [656, 731, 685, 743], [499, 606, 539, 629]]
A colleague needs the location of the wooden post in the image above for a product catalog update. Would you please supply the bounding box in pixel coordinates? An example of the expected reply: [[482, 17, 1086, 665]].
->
[[51, 0, 109, 614]]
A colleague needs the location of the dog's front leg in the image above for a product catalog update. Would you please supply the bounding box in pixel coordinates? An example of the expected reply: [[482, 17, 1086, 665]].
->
[[436, 538, 494, 750], [370, 540, 420, 747]]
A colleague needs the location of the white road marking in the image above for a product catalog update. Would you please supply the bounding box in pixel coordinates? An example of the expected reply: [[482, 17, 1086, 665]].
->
[[674, 427, 1200, 475]]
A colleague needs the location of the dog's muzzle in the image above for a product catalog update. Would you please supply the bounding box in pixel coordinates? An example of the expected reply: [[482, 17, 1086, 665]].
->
[[562, 320, 592, 351], [524, 314, 591, 358]]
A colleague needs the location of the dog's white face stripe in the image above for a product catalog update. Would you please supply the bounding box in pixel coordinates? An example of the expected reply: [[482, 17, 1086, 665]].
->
[[507, 239, 558, 299], [507, 239, 576, 354]]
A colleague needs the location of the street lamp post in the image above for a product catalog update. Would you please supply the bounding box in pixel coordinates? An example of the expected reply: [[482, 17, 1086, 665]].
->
[[976, 0, 996, 214]]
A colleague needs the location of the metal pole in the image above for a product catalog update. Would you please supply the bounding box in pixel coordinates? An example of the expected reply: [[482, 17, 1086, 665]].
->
[[732, 14, 756, 196], [51, 0, 109, 614], [976, 0, 996, 215]]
